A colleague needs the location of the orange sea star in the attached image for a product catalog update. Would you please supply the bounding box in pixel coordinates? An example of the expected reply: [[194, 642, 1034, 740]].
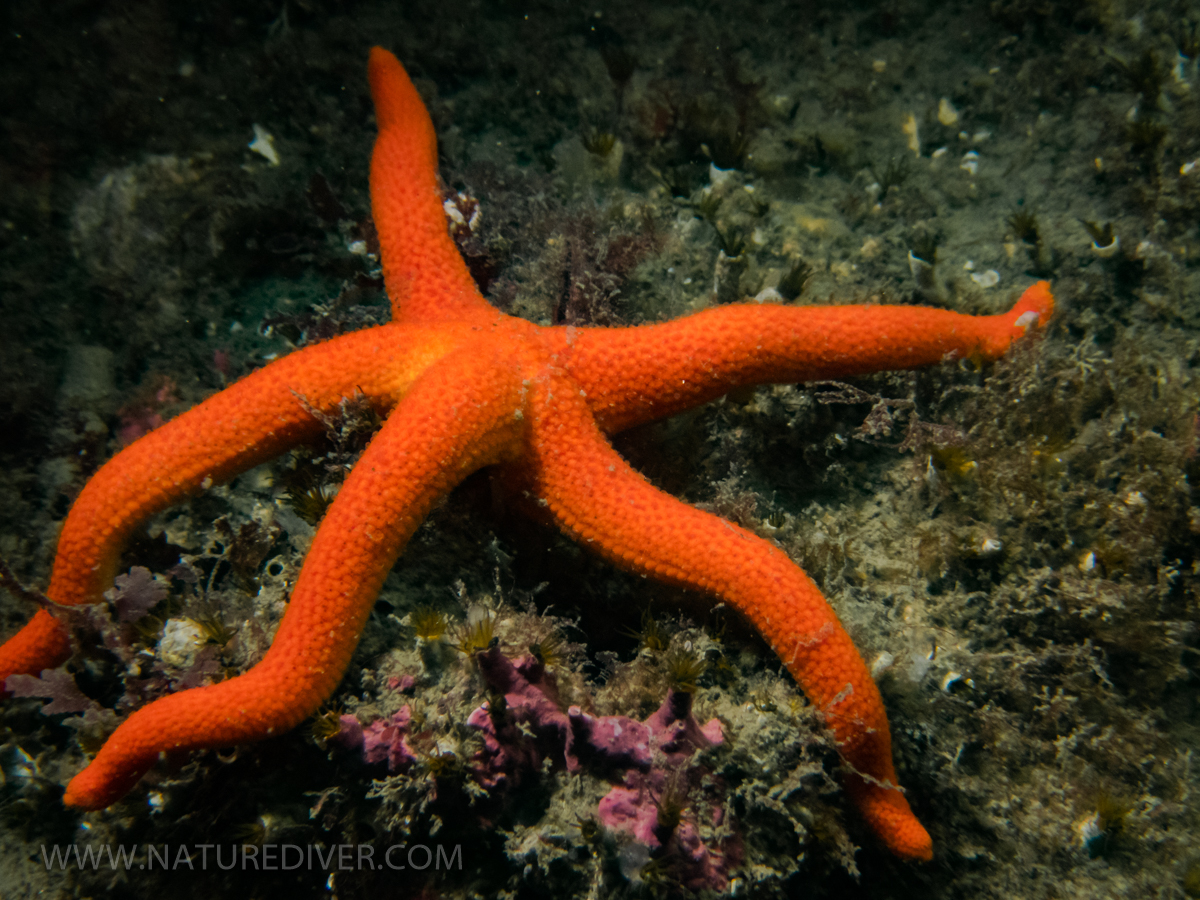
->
[[0, 47, 1054, 862]]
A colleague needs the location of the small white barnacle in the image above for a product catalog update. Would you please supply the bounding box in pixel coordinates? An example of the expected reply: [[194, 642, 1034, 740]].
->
[[1091, 234, 1120, 258], [908, 250, 936, 293], [939, 671, 964, 692], [1075, 812, 1103, 852], [248, 124, 280, 166]]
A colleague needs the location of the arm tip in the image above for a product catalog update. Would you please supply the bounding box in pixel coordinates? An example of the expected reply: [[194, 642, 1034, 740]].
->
[[1011, 280, 1055, 333]]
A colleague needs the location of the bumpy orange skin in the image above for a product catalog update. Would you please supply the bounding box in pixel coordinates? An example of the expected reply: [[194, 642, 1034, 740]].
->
[[0, 47, 1055, 862]]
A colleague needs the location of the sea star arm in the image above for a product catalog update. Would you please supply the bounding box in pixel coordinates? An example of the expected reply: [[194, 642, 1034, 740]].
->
[[0, 323, 449, 688], [62, 342, 527, 809], [368, 47, 495, 326], [559, 281, 1053, 433], [520, 373, 934, 860]]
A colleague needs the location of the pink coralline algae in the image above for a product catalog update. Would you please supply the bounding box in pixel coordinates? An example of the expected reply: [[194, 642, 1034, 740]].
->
[[336, 705, 417, 772], [464, 645, 577, 788], [466, 644, 739, 891], [116, 378, 178, 446], [590, 689, 737, 893], [334, 674, 419, 771]]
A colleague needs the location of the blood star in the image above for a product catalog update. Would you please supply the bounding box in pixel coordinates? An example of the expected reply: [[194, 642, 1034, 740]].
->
[[0, 47, 1053, 862]]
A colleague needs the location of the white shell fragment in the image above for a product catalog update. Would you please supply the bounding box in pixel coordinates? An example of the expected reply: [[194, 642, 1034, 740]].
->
[[970, 269, 1000, 288], [960, 150, 979, 175], [158, 618, 207, 668], [249, 124, 280, 165], [443, 199, 467, 225], [754, 287, 785, 303]]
